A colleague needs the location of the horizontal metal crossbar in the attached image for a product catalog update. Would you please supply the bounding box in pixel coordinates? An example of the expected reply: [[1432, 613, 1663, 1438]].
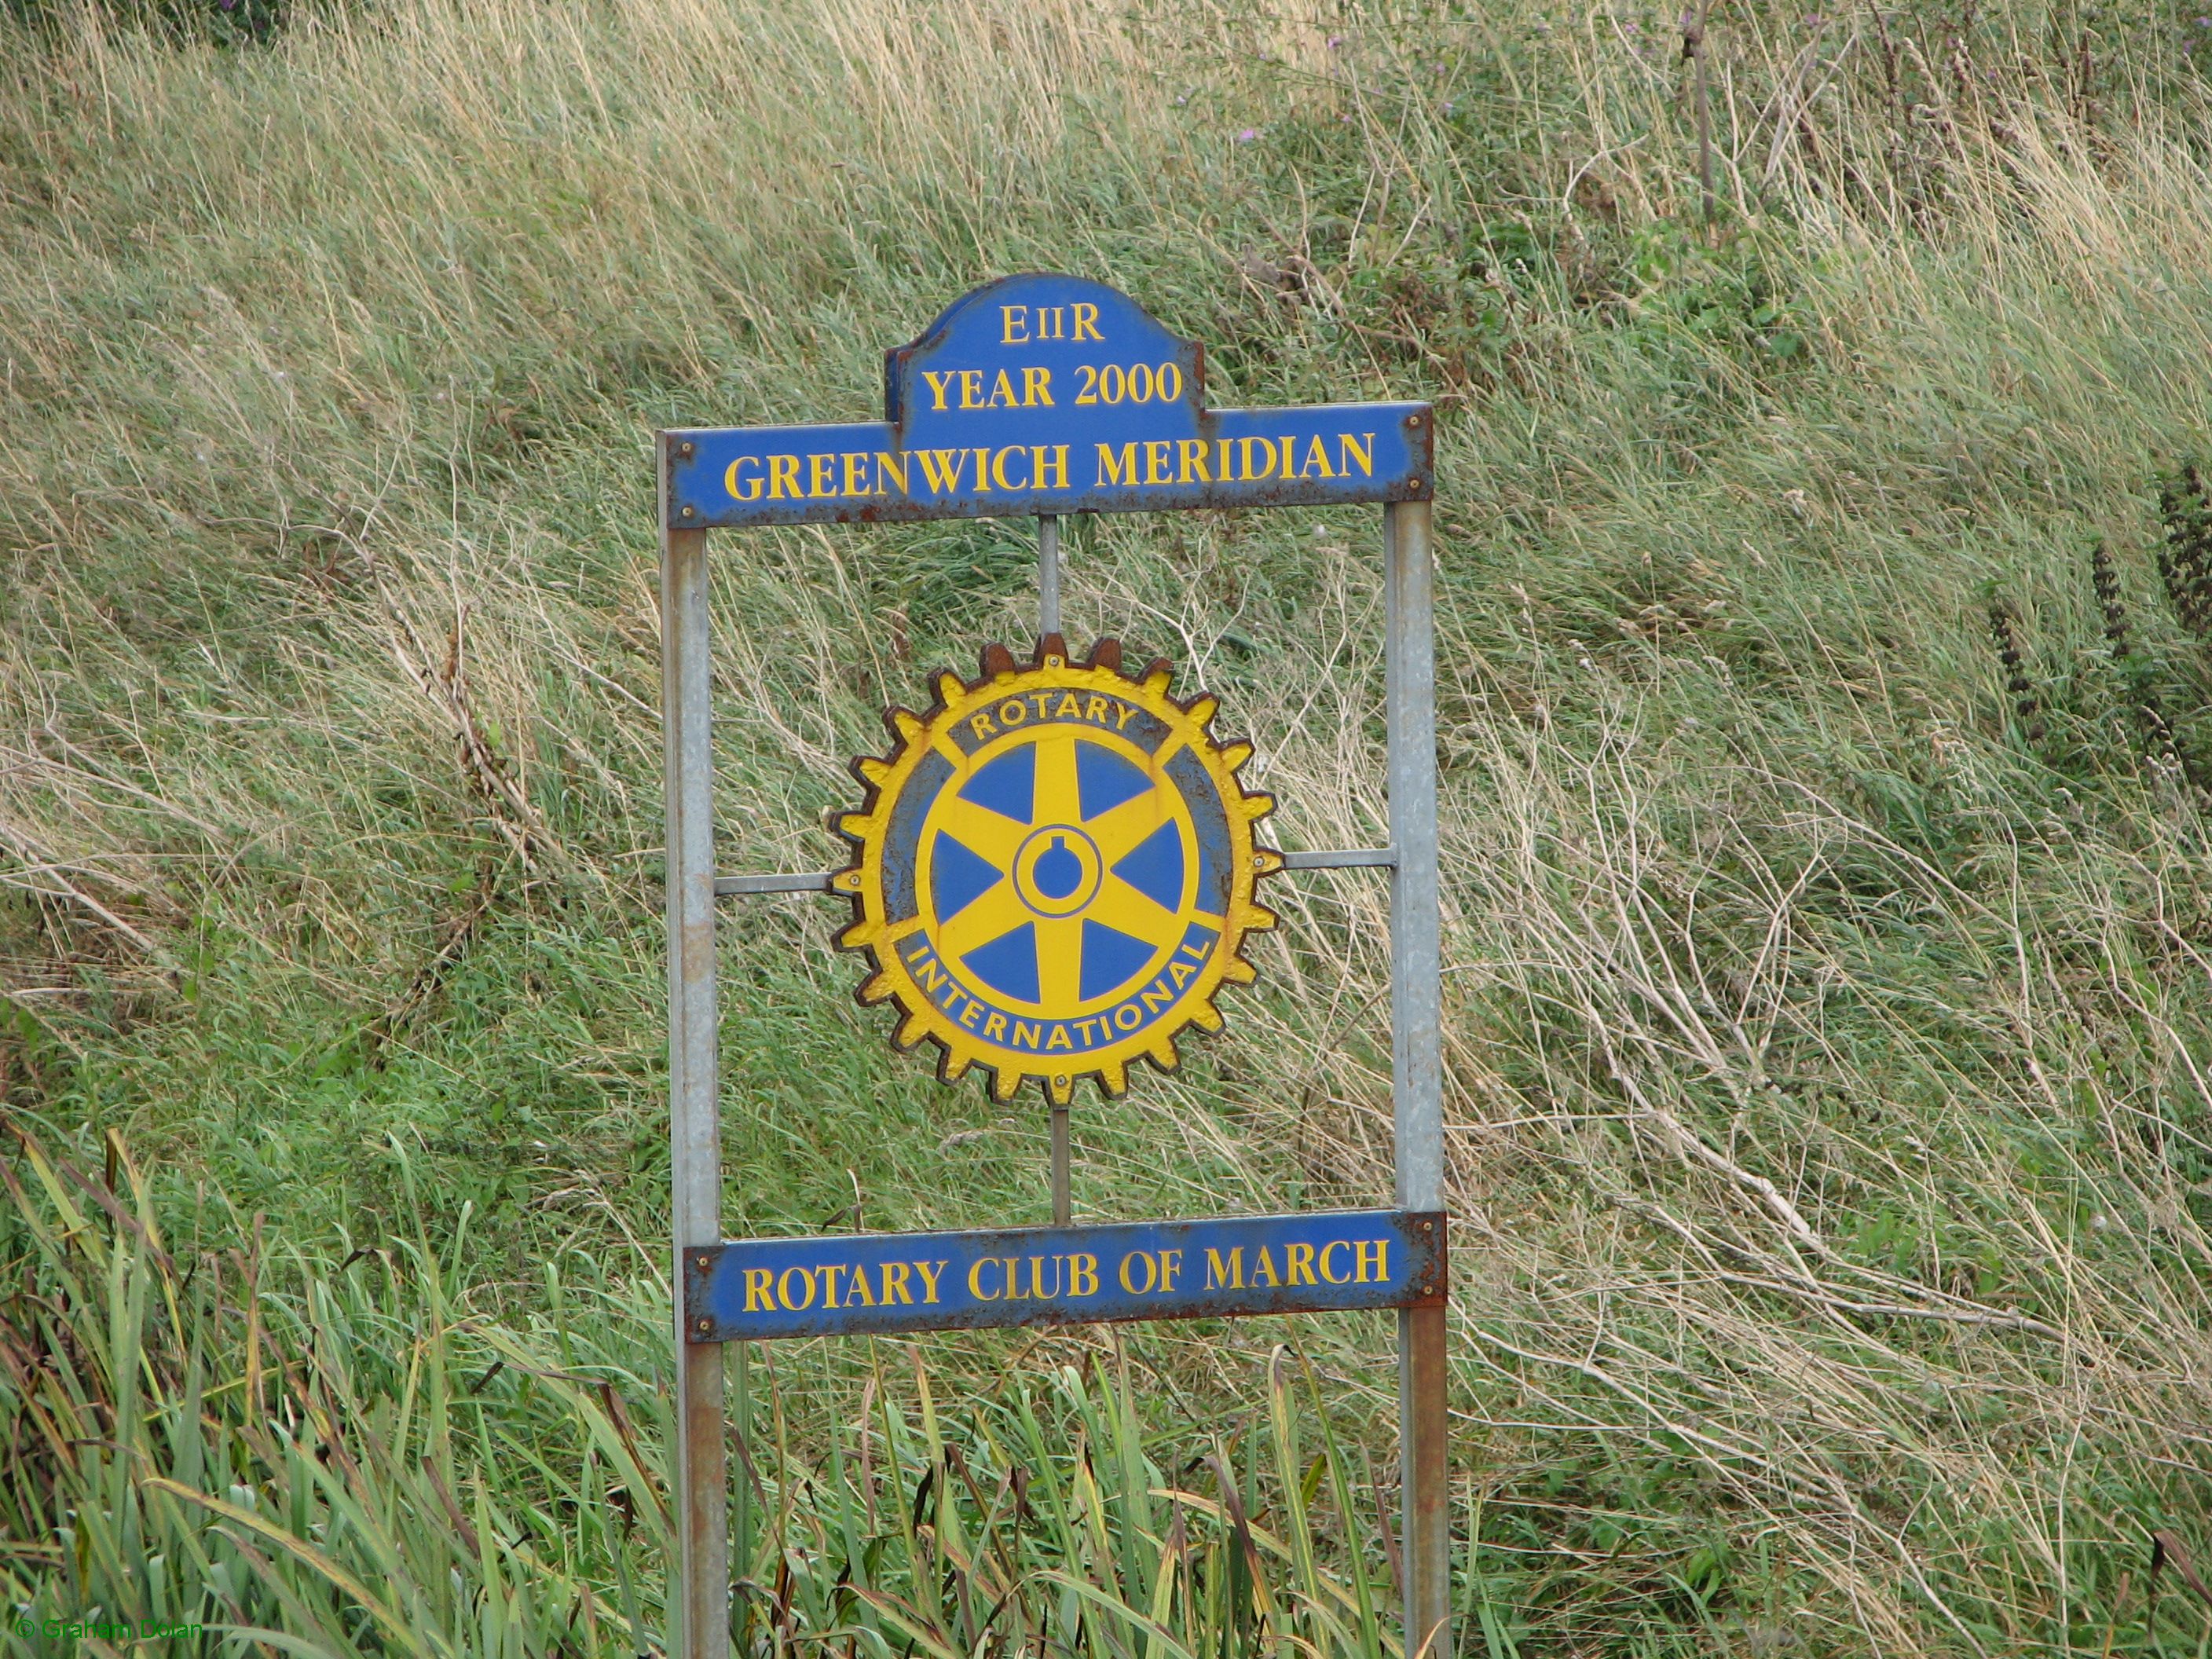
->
[[1280, 848, 1396, 869], [711, 851, 1393, 898], [712, 872, 833, 895]]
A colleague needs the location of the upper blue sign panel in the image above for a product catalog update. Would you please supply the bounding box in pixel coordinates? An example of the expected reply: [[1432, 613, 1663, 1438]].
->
[[664, 273, 1433, 527]]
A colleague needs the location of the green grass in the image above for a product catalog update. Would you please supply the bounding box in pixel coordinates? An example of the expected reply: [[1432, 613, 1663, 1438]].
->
[[9, 0, 2212, 1652]]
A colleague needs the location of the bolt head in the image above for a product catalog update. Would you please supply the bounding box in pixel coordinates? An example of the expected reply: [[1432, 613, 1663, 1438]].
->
[[679, 440, 696, 458]]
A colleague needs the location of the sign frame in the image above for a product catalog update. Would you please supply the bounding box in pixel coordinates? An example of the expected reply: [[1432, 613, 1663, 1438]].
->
[[658, 272, 1448, 1659]]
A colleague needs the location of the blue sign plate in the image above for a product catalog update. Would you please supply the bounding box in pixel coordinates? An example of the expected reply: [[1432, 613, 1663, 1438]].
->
[[683, 1209, 1445, 1342], [665, 274, 1434, 528]]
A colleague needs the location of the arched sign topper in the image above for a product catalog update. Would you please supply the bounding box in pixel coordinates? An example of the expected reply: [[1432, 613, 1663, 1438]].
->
[[657, 275, 1448, 1659], [665, 273, 1433, 525]]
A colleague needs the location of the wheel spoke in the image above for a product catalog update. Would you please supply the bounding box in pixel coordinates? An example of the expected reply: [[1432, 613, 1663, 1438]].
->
[[932, 795, 1031, 869], [1085, 789, 1181, 865], [1030, 731, 1083, 827], [1091, 873, 1186, 951], [1035, 914, 1084, 1009], [933, 880, 1031, 961]]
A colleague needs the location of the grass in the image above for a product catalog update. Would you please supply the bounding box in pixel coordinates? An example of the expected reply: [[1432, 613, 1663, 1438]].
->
[[9, 0, 2212, 1652]]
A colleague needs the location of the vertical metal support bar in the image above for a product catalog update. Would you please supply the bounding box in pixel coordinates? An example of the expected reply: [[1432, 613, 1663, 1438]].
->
[[1038, 513, 1063, 639], [661, 451, 729, 1659], [1041, 511, 1070, 1225], [1386, 499, 1449, 1659]]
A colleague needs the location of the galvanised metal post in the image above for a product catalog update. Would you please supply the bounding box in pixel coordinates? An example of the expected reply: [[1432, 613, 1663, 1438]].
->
[[1386, 496, 1450, 1659], [661, 440, 729, 1659], [1038, 511, 1071, 1227]]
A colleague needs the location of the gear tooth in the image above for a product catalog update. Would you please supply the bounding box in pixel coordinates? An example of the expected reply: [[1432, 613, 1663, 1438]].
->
[[991, 1067, 1020, 1102], [857, 756, 892, 786], [859, 971, 894, 1002], [1189, 1000, 1225, 1032], [943, 1053, 971, 1082], [895, 1012, 929, 1048], [1222, 955, 1258, 985], [1090, 638, 1124, 672], [981, 642, 1017, 677], [1253, 847, 1284, 877], [1218, 738, 1252, 770], [891, 709, 927, 744], [1245, 903, 1278, 932], [935, 670, 966, 706], [1097, 1060, 1129, 1097], [1241, 791, 1276, 821], [1187, 695, 1220, 728], [835, 811, 875, 837], [1046, 1073, 1075, 1106], [1142, 661, 1173, 693], [1147, 1034, 1179, 1071], [1035, 632, 1068, 666], [837, 919, 878, 950]]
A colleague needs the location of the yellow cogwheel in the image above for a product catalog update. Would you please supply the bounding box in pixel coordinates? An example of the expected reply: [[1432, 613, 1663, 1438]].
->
[[831, 634, 1282, 1105]]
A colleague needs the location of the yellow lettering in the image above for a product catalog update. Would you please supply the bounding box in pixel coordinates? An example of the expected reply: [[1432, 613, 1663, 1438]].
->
[[972, 447, 991, 492], [1251, 1247, 1280, 1287], [1023, 365, 1053, 406], [1277, 436, 1295, 478], [874, 452, 908, 495], [959, 999, 982, 1028], [1217, 438, 1235, 481], [1113, 704, 1137, 729], [1205, 1247, 1243, 1290], [1034, 443, 1068, 488], [916, 449, 966, 493], [1118, 1251, 1158, 1294], [768, 454, 801, 499], [1177, 438, 1210, 483], [1085, 695, 1108, 722], [998, 698, 1027, 726], [818, 1262, 845, 1309], [809, 453, 837, 498], [726, 456, 764, 501], [1046, 1024, 1072, 1050], [881, 1261, 914, 1304], [1072, 302, 1102, 341], [1054, 693, 1082, 718], [1301, 436, 1335, 479], [1168, 959, 1195, 988], [1320, 1240, 1351, 1284], [1286, 1242, 1317, 1285], [1097, 441, 1137, 487], [1013, 1020, 1042, 1049], [1239, 437, 1277, 482], [1068, 1254, 1099, 1295], [778, 1266, 817, 1310], [958, 369, 985, 409], [743, 1267, 776, 1311], [846, 1263, 877, 1306], [1338, 432, 1374, 477], [1141, 977, 1174, 1013], [968, 1257, 1002, 1301], [990, 368, 1021, 409], [983, 1012, 1007, 1041], [991, 445, 1027, 491], [910, 953, 949, 996], [842, 452, 870, 496], [921, 370, 954, 411], [1158, 1248, 1184, 1292], [969, 711, 997, 742], [1042, 306, 1064, 340], [1001, 305, 1029, 344], [914, 1260, 948, 1303], [1354, 1239, 1388, 1284], [1144, 440, 1172, 485]]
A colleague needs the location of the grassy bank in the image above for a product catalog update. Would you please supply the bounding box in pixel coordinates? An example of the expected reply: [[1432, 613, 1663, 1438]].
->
[[9, 0, 2212, 1651]]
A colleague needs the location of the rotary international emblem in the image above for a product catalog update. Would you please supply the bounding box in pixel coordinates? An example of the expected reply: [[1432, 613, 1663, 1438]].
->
[[831, 635, 1281, 1104]]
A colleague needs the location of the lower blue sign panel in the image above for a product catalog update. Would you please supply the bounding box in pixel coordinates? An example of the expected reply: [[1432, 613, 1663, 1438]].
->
[[683, 1210, 1445, 1342]]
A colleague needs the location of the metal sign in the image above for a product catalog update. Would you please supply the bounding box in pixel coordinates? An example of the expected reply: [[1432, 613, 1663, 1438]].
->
[[687, 1210, 1445, 1342], [657, 273, 1449, 1659], [665, 273, 1432, 527], [833, 634, 1279, 1104]]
